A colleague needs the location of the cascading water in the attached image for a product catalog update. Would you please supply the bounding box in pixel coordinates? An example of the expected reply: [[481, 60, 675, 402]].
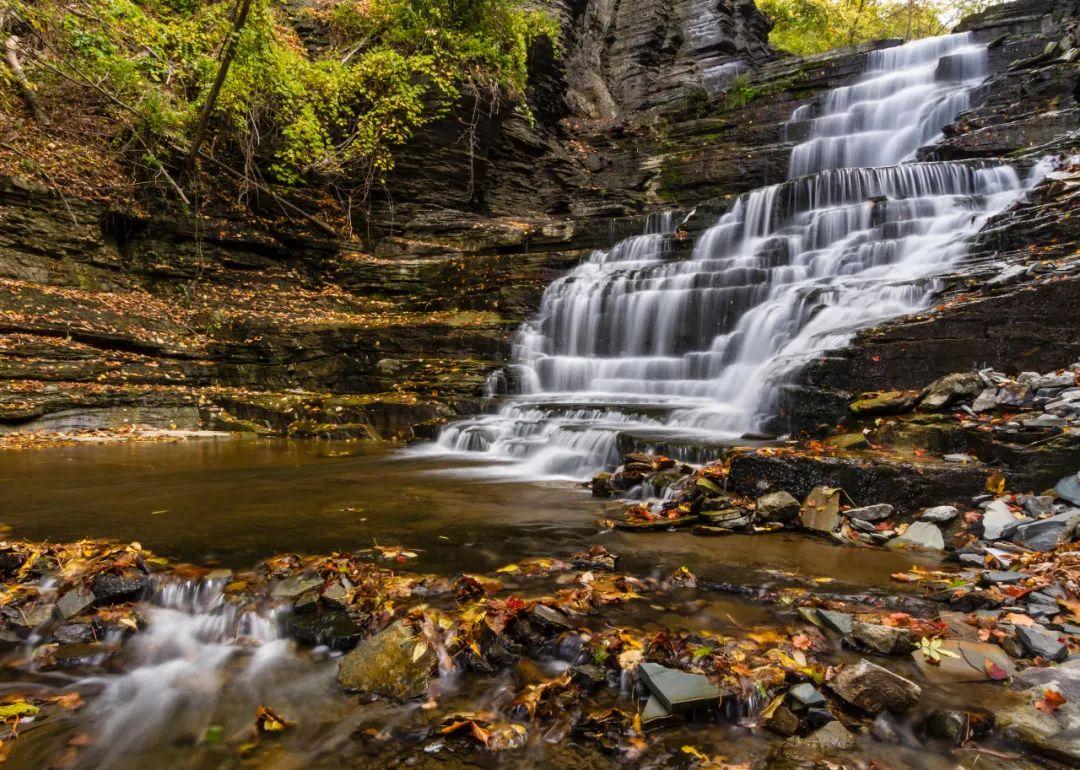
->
[[428, 32, 1052, 479]]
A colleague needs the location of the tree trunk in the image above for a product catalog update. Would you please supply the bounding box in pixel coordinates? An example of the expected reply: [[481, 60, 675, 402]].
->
[[187, 0, 253, 169]]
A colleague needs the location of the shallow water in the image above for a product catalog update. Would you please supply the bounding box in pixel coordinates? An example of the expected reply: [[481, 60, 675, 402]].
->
[[0, 437, 924, 589]]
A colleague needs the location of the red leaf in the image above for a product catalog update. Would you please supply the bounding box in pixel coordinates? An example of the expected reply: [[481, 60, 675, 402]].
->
[[984, 659, 1009, 681], [1034, 689, 1067, 714]]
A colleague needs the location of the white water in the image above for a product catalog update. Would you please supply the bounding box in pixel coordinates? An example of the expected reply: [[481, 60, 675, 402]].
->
[[426, 32, 1051, 479]]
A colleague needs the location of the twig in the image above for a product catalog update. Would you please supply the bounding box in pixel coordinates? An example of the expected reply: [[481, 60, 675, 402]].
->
[[4, 35, 43, 122]]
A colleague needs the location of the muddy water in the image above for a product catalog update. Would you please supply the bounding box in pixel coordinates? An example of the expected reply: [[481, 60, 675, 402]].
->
[[0, 437, 926, 588], [0, 438, 969, 769]]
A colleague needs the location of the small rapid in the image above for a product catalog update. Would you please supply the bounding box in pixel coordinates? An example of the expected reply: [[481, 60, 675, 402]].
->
[[426, 32, 1051, 479]]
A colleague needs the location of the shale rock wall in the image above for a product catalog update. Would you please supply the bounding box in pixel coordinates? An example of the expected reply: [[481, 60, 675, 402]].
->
[[0, 0, 1076, 439]]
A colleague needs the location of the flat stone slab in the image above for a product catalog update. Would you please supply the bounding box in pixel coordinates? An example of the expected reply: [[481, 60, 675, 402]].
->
[[829, 658, 921, 713], [638, 661, 722, 713], [887, 521, 944, 552], [920, 505, 959, 523], [911, 639, 1016, 684], [640, 694, 678, 730]]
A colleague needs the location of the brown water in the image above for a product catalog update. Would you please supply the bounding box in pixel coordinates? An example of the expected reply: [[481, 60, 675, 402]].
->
[[0, 437, 975, 770], [0, 437, 925, 590]]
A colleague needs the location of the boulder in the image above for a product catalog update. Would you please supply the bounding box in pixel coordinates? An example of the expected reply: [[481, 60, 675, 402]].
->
[[846, 503, 893, 522], [755, 491, 800, 523], [828, 659, 921, 713], [817, 610, 853, 635], [283, 609, 363, 650], [270, 574, 323, 600], [850, 621, 913, 655], [91, 571, 149, 604], [800, 486, 841, 533], [337, 621, 437, 700], [850, 391, 916, 415], [997, 661, 1080, 765], [920, 505, 959, 523], [919, 373, 983, 411], [1055, 472, 1080, 505], [887, 521, 944, 552], [1016, 624, 1068, 662], [1013, 511, 1080, 551]]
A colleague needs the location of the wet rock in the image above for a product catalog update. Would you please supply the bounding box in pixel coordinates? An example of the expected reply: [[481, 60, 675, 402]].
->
[[52, 623, 94, 645], [788, 682, 825, 710], [997, 661, 1080, 764], [768, 721, 856, 769], [293, 590, 319, 613], [570, 663, 607, 690], [828, 658, 921, 713], [1016, 624, 1068, 662], [924, 709, 994, 743], [911, 639, 1016, 683], [284, 609, 362, 651], [800, 486, 841, 533], [270, 574, 323, 600], [531, 604, 574, 631], [871, 712, 902, 744], [920, 505, 959, 523], [91, 571, 149, 604], [944, 453, 978, 464], [849, 517, 877, 533], [755, 491, 800, 523], [919, 372, 984, 411], [321, 581, 349, 609], [850, 391, 916, 416], [570, 545, 617, 571], [638, 661, 722, 713], [1055, 471, 1080, 505], [817, 610, 853, 635], [850, 621, 913, 655], [640, 694, 678, 730], [699, 510, 750, 529], [56, 586, 96, 619], [973, 382, 1032, 413], [764, 704, 800, 736], [337, 621, 436, 700], [1013, 511, 1080, 551], [887, 521, 944, 552], [824, 432, 869, 450], [847, 503, 893, 521], [590, 472, 614, 498]]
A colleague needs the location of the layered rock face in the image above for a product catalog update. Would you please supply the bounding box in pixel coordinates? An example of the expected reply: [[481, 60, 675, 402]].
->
[[0, 0, 1076, 439]]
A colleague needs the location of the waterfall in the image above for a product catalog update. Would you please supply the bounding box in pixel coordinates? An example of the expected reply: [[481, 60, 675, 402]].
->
[[427, 32, 1051, 479]]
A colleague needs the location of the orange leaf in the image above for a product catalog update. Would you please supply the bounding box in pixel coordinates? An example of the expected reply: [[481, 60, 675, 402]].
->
[[1034, 689, 1067, 714]]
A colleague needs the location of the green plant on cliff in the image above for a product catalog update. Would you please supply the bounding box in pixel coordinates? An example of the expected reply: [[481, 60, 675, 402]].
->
[[4, 0, 557, 202], [758, 0, 998, 56]]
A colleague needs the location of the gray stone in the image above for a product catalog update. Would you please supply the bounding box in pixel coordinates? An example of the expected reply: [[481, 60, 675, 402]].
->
[[640, 694, 678, 730], [1055, 472, 1080, 506], [321, 581, 349, 609], [981, 500, 1022, 540], [980, 570, 1026, 585], [997, 662, 1080, 765], [638, 661, 722, 713], [755, 491, 800, 522], [828, 659, 921, 713], [1014, 511, 1080, 551], [56, 586, 95, 619], [1021, 495, 1057, 517], [338, 621, 437, 700], [1016, 624, 1068, 662], [944, 453, 978, 463], [849, 517, 876, 533], [764, 704, 800, 736], [919, 372, 983, 411], [531, 604, 574, 630], [847, 503, 893, 522], [284, 609, 362, 651], [920, 505, 960, 523], [817, 610, 853, 635], [888, 521, 944, 552], [788, 682, 825, 709], [1022, 415, 1068, 429], [52, 622, 94, 645]]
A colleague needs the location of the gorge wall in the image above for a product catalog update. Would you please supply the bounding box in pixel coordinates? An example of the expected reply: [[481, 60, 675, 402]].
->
[[0, 0, 1076, 440]]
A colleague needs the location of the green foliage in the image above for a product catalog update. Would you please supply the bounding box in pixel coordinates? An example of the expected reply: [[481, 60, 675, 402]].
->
[[15, 0, 558, 191], [758, 0, 998, 56]]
